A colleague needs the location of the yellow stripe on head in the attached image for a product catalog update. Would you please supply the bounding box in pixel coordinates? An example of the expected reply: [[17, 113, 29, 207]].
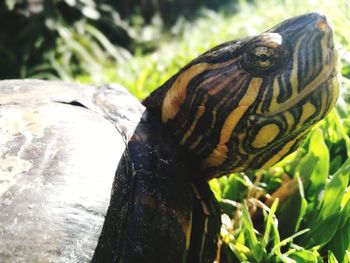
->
[[162, 60, 236, 123], [162, 63, 211, 123], [262, 132, 306, 169], [202, 77, 262, 168], [299, 102, 316, 125], [181, 105, 206, 145], [252, 123, 280, 149]]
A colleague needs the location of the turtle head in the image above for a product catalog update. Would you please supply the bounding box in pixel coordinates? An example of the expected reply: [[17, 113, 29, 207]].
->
[[143, 12, 339, 178]]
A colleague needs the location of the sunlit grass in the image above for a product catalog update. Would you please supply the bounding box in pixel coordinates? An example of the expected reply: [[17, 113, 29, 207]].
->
[[73, 0, 350, 100]]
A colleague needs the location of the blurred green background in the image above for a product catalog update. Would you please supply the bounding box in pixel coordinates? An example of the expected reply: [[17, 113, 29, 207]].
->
[[2, 0, 350, 262]]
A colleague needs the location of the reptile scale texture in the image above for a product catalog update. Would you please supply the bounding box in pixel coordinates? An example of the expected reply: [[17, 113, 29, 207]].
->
[[0, 12, 339, 263]]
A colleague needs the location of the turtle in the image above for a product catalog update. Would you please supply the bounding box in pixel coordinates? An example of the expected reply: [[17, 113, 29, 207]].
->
[[0, 12, 339, 263]]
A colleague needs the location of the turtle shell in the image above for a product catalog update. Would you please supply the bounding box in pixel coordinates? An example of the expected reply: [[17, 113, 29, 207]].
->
[[0, 79, 143, 261], [0, 79, 220, 262]]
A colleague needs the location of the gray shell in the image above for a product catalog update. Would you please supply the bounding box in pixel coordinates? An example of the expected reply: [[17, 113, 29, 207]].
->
[[0, 79, 144, 262]]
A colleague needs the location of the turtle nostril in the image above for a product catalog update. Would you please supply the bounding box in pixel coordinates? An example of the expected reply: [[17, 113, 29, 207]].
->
[[317, 20, 330, 31], [314, 13, 333, 33]]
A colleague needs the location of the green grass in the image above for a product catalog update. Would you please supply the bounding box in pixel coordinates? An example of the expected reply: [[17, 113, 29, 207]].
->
[[30, 0, 350, 261], [73, 0, 350, 98]]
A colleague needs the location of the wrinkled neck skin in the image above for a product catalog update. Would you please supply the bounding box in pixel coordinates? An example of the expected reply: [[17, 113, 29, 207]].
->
[[134, 110, 198, 178], [143, 79, 204, 176], [129, 107, 206, 182], [93, 109, 220, 263]]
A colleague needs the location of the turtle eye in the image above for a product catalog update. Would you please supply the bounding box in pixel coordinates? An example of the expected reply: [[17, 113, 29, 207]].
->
[[253, 48, 274, 68], [243, 46, 276, 73], [241, 42, 292, 76]]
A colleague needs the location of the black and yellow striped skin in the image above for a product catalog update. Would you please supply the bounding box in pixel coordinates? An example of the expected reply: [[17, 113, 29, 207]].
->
[[144, 12, 339, 178]]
